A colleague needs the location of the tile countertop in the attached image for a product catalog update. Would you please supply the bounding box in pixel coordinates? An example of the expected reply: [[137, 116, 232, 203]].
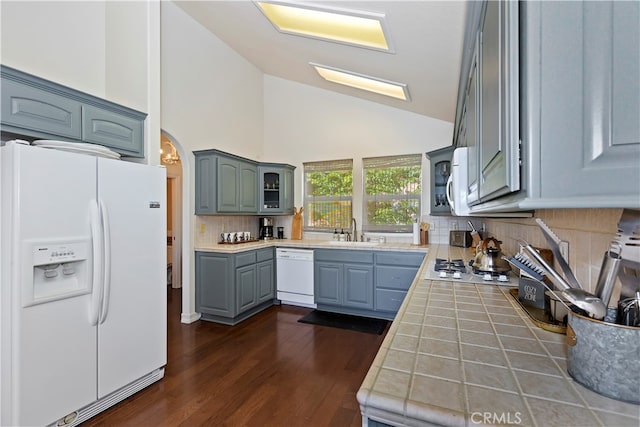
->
[[195, 239, 430, 254], [357, 246, 640, 427]]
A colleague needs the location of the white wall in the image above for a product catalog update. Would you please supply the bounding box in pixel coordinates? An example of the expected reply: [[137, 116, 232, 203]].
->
[[161, 1, 265, 322], [1, 1, 106, 97], [263, 75, 454, 224], [0, 0, 159, 164], [161, 2, 264, 158]]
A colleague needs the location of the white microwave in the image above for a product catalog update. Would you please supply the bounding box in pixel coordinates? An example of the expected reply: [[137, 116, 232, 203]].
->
[[446, 147, 472, 216]]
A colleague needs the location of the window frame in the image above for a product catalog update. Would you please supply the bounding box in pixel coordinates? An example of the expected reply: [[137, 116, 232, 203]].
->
[[361, 154, 422, 233], [302, 159, 354, 232]]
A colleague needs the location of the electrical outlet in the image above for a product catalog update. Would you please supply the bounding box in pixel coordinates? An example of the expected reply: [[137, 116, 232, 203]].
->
[[199, 223, 206, 233], [559, 241, 569, 262], [450, 221, 458, 230]]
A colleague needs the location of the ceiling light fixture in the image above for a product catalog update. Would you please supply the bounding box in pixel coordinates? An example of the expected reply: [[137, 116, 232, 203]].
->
[[255, 1, 392, 52], [311, 63, 409, 101]]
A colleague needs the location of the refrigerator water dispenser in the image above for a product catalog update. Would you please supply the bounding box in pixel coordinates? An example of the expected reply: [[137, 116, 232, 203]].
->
[[24, 239, 90, 307]]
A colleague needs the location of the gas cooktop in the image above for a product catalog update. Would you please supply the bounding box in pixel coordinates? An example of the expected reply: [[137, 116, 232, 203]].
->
[[424, 258, 512, 285]]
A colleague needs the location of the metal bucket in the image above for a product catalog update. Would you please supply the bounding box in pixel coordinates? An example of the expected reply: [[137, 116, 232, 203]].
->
[[567, 312, 640, 404]]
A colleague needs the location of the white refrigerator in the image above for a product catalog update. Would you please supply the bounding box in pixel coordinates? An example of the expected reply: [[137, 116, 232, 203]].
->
[[0, 141, 167, 426]]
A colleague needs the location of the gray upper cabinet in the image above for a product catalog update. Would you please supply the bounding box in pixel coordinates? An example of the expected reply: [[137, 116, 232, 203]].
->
[[217, 156, 258, 213], [519, 0, 640, 208], [1, 65, 146, 157], [194, 150, 258, 215], [195, 149, 295, 215], [259, 164, 296, 215], [477, 0, 520, 202], [453, 1, 640, 212], [425, 146, 454, 215]]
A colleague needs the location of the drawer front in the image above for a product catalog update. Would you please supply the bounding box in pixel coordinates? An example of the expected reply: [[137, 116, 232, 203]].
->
[[314, 249, 373, 264], [375, 252, 425, 267], [375, 266, 418, 290], [376, 289, 407, 313], [256, 247, 273, 262], [235, 251, 257, 268]]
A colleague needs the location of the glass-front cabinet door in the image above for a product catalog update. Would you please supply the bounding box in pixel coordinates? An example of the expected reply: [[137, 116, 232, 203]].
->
[[259, 164, 295, 215], [425, 146, 454, 215], [261, 169, 282, 212]]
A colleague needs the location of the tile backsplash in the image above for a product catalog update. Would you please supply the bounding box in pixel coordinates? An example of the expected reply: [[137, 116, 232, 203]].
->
[[195, 208, 627, 294], [479, 208, 624, 294]]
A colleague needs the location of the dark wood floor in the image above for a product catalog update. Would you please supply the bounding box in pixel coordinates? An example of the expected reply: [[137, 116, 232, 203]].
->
[[83, 288, 388, 426]]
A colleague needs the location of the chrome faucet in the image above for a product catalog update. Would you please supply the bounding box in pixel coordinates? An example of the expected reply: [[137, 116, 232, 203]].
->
[[350, 218, 357, 242]]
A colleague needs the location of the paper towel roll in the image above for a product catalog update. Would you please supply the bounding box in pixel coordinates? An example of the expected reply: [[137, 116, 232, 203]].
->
[[412, 222, 420, 245]]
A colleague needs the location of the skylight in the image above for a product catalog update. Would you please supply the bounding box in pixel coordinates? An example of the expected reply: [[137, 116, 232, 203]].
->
[[311, 63, 409, 101], [256, 1, 392, 52]]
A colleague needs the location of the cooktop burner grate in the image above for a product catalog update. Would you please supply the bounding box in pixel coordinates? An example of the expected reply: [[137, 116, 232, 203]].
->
[[434, 258, 467, 273]]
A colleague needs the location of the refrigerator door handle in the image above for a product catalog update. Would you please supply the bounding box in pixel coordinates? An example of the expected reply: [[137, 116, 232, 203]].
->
[[98, 200, 111, 324], [89, 200, 104, 325]]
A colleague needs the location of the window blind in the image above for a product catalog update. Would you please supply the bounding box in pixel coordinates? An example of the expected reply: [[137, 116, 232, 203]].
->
[[362, 154, 422, 233], [303, 159, 353, 231]]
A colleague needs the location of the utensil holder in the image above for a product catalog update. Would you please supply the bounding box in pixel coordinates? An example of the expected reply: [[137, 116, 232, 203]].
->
[[567, 312, 640, 403], [594, 242, 622, 307]]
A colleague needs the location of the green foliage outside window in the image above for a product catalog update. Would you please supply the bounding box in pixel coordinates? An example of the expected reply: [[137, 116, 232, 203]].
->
[[364, 166, 421, 228], [305, 171, 352, 229]]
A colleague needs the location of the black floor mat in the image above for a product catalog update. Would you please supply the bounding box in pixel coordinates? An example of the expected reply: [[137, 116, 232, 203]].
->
[[298, 310, 388, 335]]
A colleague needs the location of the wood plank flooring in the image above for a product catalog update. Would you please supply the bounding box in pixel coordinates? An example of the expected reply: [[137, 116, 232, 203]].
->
[[82, 288, 388, 426]]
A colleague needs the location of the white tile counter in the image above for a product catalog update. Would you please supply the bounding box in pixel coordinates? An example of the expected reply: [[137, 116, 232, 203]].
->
[[356, 248, 640, 427], [195, 239, 430, 254]]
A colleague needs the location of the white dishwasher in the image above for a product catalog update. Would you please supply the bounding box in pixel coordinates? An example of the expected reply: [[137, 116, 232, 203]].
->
[[276, 248, 316, 308]]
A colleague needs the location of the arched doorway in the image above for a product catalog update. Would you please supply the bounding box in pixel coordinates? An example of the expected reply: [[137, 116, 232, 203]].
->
[[160, 134, 183, 289]]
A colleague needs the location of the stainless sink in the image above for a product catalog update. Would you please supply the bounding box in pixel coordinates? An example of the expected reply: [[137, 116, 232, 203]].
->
[[327, 240, 380, 247]]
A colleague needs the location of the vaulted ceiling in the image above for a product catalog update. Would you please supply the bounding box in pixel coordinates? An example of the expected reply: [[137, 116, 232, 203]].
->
[[175, 1, 468, 123]]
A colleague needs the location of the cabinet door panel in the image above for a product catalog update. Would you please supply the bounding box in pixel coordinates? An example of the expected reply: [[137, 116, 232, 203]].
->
[[196, 253, 233, 317], [240, 163, 258, 212], [195, 154, 215, 214], [343, 264, 373, 309], [283, 167, 295, 213], [82, 105, 143, 156], [466, 46, 480, 204], [257, 261, 274, 303], [315, 263, 341, 305], [217, 159, 239, 212], [236, 265, 257, 313], [478, 0, 520, 201], [539, 1, 640, 200], [1, 78, 82, 140]]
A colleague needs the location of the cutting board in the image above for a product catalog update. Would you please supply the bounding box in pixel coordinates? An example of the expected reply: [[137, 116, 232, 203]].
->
[[291, 207, 303, 240]]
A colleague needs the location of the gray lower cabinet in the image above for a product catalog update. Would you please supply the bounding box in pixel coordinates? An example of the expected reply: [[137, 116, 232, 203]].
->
[[374, 252, 425, 314], [315, 249, 425, 319], [1, 65, 145, 157], [196, 248, 275, 325], [315, 250, 374, 311]]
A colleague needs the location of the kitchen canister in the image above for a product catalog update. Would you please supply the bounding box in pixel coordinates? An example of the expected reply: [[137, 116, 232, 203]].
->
[[566, 311, 640, 404]]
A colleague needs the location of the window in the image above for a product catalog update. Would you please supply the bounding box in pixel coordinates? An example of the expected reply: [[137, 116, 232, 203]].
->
[[362, 154, 422, 233], [303, 159, 353, 231]]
